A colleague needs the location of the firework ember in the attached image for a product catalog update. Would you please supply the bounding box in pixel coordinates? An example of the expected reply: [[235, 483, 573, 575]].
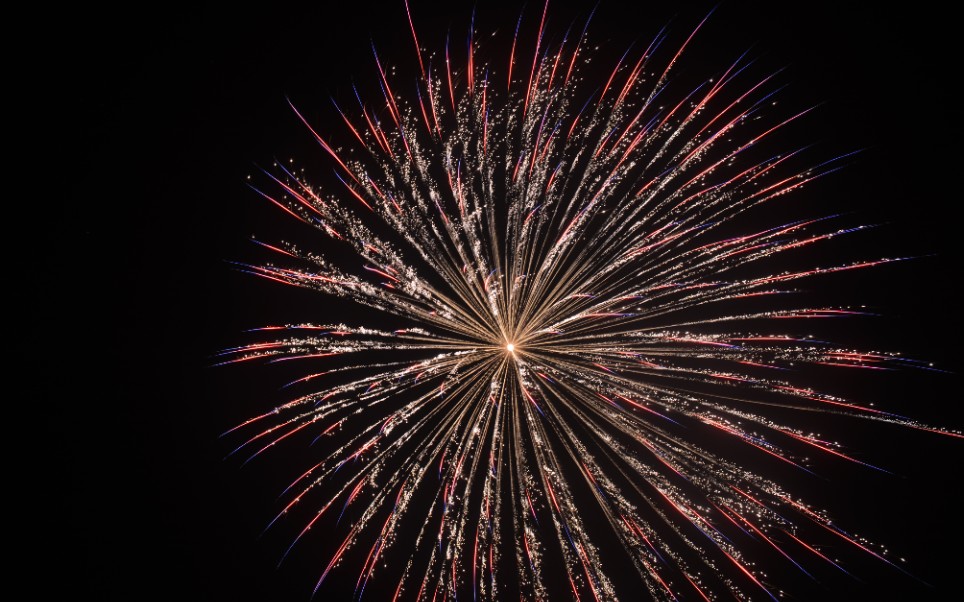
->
[[221, 2, 960, 599]]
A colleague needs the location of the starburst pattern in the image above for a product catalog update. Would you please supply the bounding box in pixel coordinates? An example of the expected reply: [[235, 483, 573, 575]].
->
[[221, 3, 959, 599]]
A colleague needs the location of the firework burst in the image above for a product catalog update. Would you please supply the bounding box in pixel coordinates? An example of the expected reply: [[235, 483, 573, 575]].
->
[[221, 3, 960, 599]]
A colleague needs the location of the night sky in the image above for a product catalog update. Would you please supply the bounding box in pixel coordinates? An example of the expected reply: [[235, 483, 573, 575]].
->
[[55, 2, 962, 600]]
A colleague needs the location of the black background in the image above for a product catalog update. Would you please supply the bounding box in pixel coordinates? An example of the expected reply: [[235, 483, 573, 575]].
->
[[54, 1, 962, 600]]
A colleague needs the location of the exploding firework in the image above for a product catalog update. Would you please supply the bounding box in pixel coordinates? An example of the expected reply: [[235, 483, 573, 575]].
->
[[220, 2, 960, 600]]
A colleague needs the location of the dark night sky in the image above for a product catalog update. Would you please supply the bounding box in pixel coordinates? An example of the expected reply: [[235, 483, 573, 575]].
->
[[53, 2, 962, 600]]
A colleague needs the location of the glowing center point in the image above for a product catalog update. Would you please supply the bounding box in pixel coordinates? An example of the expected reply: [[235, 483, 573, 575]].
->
[[506, 343, 515, 353]]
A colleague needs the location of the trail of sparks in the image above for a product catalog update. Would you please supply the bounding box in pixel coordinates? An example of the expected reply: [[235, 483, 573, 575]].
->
[[223, 3, 958, 600]]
